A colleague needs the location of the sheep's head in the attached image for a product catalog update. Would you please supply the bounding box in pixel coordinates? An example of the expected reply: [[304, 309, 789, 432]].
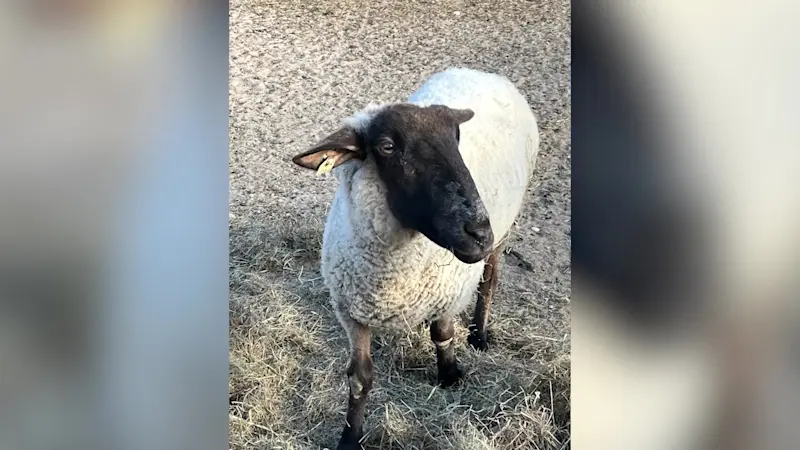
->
[[292, 103, 494, 264]]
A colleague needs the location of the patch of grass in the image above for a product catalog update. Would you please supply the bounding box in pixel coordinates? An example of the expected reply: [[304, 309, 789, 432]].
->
[[229, 214, 570, 449], [230, 216, 323, 279]]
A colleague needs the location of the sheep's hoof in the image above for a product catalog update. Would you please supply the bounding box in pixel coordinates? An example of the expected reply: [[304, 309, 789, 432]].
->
[[337, 430, 363, 450], [337, 442, 362, 450], [468, 329, 491, 352], [437, 364, 464, 388]]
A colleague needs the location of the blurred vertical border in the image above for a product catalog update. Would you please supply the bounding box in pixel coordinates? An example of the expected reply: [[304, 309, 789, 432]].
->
[[0, 2, 229, 450], [572, 1, 800, 449]]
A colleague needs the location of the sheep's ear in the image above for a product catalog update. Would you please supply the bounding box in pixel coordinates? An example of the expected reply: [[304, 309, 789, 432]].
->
[[448, 108, 475, 124], [292, 127, 364, 171], [429, 104, 474, 124]]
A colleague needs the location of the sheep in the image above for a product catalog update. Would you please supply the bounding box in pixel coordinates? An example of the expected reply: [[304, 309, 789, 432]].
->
[[291, 67, 539, 450]]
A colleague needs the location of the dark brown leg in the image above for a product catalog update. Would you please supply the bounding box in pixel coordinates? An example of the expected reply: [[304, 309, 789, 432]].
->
[[468, 248, 501, 351], [430, 318, 463, 387], [337, 322, 373, 450]]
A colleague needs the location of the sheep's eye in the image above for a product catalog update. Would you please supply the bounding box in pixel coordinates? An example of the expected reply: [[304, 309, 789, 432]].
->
[[378, 139, 395, 155]]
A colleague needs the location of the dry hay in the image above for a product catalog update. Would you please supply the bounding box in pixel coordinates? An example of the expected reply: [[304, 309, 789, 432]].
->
[[229, 217, 570, 449]]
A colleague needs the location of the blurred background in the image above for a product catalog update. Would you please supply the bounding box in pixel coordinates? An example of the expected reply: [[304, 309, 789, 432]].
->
[[0, 0, 798, 450], [572, 1, 800, 449], [0, 1, 228, 450]]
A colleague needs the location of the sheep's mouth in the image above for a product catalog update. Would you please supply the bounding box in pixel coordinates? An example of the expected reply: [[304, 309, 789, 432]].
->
[[452, 249, 488, 264], [422, 231, 492, 264], [449, 236, 494, 264], [425, 217, 494, 264]]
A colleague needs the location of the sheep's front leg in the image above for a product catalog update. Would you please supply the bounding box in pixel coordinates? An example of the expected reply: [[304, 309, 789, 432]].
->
[[430, 318, 463, 387], [338, 321, 373, 450], [468, 248, 501, 351]]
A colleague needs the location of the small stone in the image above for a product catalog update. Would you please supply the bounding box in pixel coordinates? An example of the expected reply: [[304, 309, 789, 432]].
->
[[532, 227, 540, 233], [454, 11, 462, 16]]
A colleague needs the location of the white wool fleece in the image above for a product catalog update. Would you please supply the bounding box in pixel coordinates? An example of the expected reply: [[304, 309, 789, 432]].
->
[[321, 68, 540, 332]]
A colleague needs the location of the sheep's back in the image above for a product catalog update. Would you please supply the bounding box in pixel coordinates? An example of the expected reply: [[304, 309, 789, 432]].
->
[[409, 68, 540, 243]]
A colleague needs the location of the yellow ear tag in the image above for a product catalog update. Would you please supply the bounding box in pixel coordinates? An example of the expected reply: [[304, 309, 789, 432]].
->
[[316, 155, 337, 175]]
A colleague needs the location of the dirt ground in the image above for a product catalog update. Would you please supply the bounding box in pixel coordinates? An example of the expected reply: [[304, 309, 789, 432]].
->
[[229, 0, 571, 448]]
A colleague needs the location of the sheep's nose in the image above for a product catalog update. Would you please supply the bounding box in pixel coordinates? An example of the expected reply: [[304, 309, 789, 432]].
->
[[464, 217, 493, 247]]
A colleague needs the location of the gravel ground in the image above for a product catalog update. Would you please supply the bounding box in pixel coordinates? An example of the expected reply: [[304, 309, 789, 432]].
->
[[229, 0, 570, 448]]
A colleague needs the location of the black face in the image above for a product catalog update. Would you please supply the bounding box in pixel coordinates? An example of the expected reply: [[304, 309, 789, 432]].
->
[[363, 104, 494, 264]]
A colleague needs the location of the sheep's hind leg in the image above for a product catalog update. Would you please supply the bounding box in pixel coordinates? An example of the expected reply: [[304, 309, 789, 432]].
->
[[430, 318, 463, 387], [337, 319, 373, 450], [468, 247, 501, 351]]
